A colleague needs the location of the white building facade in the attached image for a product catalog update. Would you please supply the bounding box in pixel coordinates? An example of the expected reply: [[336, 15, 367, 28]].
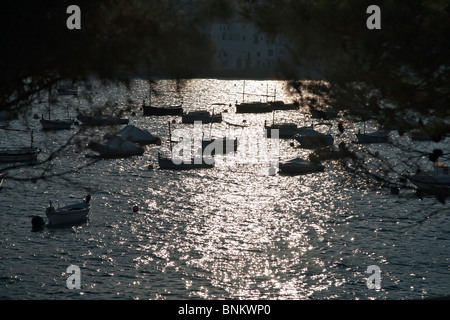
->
[[205, 21, 292, 77]]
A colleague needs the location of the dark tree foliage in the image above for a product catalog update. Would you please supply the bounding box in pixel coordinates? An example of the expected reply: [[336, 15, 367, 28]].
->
[[0, 0, 233, 115], [241, 0, 450, 139]]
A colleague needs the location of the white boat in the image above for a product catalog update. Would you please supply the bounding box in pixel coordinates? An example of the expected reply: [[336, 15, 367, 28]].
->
[[409, 162, 450, 195], [119, 125, 161, 145], [0, 147, 39, 162], [278, 157, 325, 175], [88, 135, 144, 158], [46, 195, 91, 226]]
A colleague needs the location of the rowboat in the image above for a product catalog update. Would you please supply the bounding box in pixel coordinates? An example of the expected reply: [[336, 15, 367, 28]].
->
[[278, 158, 325, 175], [46, 195, 91, 226], [0, 147, 39, 162]]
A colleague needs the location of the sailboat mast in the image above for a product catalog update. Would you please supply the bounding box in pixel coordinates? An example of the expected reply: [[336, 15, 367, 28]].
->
[[168, 121, 172, 152]]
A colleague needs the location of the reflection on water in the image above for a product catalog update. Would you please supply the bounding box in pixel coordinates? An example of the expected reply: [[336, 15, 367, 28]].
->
[[0, 79, 449, 300]]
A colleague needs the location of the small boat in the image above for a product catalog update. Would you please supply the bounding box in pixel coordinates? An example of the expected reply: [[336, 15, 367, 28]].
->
[[408, 162, 450, 195], [157, 153, 214, 170], [278, 158, 325, 175], [119, 125, 161, 145], [356, 131, 389, 144], [40, 117, 73, 130], [264, 120, 310, 139], [142, 103, 183, 116], [142, 81, 183, 116], [295, 128, 334, 149], [236, 101, 273, 113], [46, 195, 91, 226], [268, 101, 299, 111], [88, 135, 144, 158], [182, 111, 222, 124], [0, 147, 39, 162], [77, 113, 129, 126]]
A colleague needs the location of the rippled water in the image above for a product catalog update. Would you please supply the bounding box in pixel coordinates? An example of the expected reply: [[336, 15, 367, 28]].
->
[[0, 79, 449, 300]]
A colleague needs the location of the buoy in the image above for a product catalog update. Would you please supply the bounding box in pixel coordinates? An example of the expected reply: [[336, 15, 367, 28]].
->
[[390, 187, 399, 195], [132, 205, 139, 212], [156, 140, 162, 146], [172, 119, 176, 123], [85, 154, 91, 158], [148, 164, 154, 170], [31, 216, 45, 229]]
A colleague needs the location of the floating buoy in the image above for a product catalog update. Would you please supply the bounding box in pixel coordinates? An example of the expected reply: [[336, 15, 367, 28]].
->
[[132, 205, 139, 212], [148, 164, 154, 170], [31, 216, 45, 229], [172, 119, 176, 123], [156, 140, 162, 146], [390, 187, 399, 195]]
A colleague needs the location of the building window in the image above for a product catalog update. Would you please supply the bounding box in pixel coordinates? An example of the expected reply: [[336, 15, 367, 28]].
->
[[268, 49, 274, 57]]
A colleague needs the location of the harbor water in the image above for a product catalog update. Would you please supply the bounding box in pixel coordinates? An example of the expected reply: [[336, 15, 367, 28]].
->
[[0, 79, 448, 300]]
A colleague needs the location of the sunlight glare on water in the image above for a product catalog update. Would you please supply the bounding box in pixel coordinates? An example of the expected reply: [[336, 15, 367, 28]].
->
[[0, 79, 448, 300]]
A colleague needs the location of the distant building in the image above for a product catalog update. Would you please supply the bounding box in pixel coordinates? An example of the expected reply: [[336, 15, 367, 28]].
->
[[204, 21, 293, 78]]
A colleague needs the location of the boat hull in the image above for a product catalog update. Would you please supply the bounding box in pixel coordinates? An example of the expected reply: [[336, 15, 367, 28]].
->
[[236, 101, 298, 114], [40, 119, 72, 130], [0, 147, 39, 163], [278, 158, 324, 175], [356, 133, 388, 144], [295, 133, 334, 149], [143, 105, 183, 116], [182, 114, 223, 124], [409, 174, 450, 195], [158, 155, 214, 170], [46, 206, 91, 226], [77, 114, 129, 126]]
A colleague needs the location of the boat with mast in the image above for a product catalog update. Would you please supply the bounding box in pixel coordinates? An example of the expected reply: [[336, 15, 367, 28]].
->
[[40, 89, 74, 130], [142, 81, 183, 116]]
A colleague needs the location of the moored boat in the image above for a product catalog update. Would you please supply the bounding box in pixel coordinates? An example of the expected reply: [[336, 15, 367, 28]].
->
[[278, 157, 325, 175], [0, 147, 39, 163], [46, 195, 91, 226], [408, 162, 450, 195], [77, 113, 129, 126], [182, 111, 222, 124], [40, 117, 73, 130], [157, 153, 214, 170]]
